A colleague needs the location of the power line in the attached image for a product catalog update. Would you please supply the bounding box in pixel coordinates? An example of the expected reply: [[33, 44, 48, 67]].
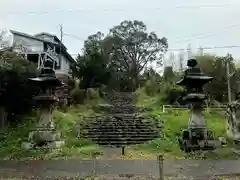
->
[[1, 4, 239, 15], [63, 22, 240, 45], [44, 33, 240, 54], [2, 43, 240, 56], [169, 45, 240, 52], [68, 45, 240, 55], [63, 33, 85, 41], [173, 23, 240, 43]]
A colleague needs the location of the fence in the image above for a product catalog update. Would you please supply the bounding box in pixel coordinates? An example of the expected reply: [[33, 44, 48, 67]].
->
[[162, 104, 226, 113]]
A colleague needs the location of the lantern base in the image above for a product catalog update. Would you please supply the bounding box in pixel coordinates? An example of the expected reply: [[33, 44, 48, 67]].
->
[[178, 129, 221, 152], [21, 130, 65, 150], [22, 140, 65, 150]]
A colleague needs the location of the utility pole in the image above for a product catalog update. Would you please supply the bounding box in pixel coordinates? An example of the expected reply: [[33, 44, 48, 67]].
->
[[187, 44, 192, 59], [226, 55, 235, 103], [59, 24, 63, 70], [227, 60, 231, 103], [60, 24, 63, 43], [178, 51, 184, 72], [198, 46, 204, 56]]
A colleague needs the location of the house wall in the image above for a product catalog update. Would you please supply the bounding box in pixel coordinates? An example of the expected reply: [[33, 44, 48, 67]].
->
[[35, 35, 55, 43], [13, 34, 44, 52], [12, 33, 74, 77], [56, 55, 70, 74]]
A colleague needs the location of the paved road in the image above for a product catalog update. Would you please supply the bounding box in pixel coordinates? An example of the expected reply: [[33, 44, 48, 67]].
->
[[1, 160, 240, 179]]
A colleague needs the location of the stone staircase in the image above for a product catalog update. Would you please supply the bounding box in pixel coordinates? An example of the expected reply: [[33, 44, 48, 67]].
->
[[80, 90, 162, 147]]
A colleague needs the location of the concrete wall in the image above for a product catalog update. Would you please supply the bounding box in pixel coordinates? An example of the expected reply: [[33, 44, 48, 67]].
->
[[13, 34, 44, 52]]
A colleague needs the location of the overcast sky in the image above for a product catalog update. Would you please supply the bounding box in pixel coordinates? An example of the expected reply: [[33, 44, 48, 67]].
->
[[1, 0, 240, 68]]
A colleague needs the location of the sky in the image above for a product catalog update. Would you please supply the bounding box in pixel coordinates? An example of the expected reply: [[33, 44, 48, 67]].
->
[[1, 0, 240, 69]]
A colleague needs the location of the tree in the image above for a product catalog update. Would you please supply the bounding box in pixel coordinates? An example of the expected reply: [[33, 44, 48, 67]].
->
[[72, 32, 111, 96], [0, 50, 38, 127], [84, 31, 105, 55], [163, 66, 175, 82], [104, 20, 168, 91], [196, 54, 236, 103]]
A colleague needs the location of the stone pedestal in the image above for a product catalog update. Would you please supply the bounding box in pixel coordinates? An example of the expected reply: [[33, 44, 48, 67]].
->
[[22, 96, 65, 150]]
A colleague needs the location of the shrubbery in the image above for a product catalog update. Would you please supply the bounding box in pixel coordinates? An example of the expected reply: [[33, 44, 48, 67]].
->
[[0, 51, 39, 126]]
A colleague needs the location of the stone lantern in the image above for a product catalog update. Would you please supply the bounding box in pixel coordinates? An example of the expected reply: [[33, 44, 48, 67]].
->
[[22, 59, 65, 150], [226, 80, 240, 143], [176, 58, 219, 152]]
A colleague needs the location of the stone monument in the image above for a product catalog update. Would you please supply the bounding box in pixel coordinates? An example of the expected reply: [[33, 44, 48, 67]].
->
[[226, 86, 240, 143], [176, 57, 219, 152], [22, 59, 65, 150]]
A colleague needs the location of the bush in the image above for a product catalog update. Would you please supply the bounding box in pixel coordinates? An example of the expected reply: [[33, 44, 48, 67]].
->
[[86, 88, 100, 100], [157, 83, 185, 105], [70, 88, 85, 104], [0, 51, 38, 124]]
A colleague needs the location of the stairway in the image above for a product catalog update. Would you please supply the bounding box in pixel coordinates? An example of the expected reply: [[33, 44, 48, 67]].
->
[[80, 91, 162, 147]]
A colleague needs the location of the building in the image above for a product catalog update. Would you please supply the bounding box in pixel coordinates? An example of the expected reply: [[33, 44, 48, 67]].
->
[[10, 30, 76, 103], [10, 30, 75, 77]]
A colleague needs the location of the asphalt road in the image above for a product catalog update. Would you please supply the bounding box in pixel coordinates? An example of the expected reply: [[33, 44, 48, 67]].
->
[[1, 160, 240, 179]]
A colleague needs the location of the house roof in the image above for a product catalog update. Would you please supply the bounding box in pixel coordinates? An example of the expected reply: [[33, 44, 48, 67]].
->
[[10, 30, 75, 63], [34, 32, 61, 43]]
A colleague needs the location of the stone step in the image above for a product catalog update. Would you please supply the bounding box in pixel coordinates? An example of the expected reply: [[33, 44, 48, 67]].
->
[[94, 140, 155, 146], [86, 124, 161, 128], [84, 131, 160, 135], [83, 134, 161, 139], [97, 138, 155, 141], [83, 132, 157, 138], [84, 125, 160, 129], [83, 128, 161, 132], [84, 128, 160, 132], [85, 120, 159, 125]]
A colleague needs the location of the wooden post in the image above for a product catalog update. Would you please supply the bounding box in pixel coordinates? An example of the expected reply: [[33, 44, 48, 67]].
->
[[91, 154, 96, 177], [37, 53, 41, 68], [157, 154, 164, 180], [121, 146, 125, 155]]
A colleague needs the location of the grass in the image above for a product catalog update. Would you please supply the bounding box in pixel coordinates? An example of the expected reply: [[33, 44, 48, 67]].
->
[[0, 90, 239, 160], [130, 91, 240, 160], [0, 104, 103, 160]]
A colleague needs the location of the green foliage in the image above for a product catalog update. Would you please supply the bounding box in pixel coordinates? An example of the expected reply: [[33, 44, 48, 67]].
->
[[106, 20, 168, 90], [72, 32, 111, 92], [163, 66, 175, 82], [74, 52, 110, 90], [196, 53, 236, 103], [0, 51, 38, 117], [0, 106, 102, 160], [144, 79, 160, 96], [135, 92, 239, 159], [85, 88, 100, 100], [70, 87, 85, 104], [74, 20, 168, 92], [158, 83, 185, 104]]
